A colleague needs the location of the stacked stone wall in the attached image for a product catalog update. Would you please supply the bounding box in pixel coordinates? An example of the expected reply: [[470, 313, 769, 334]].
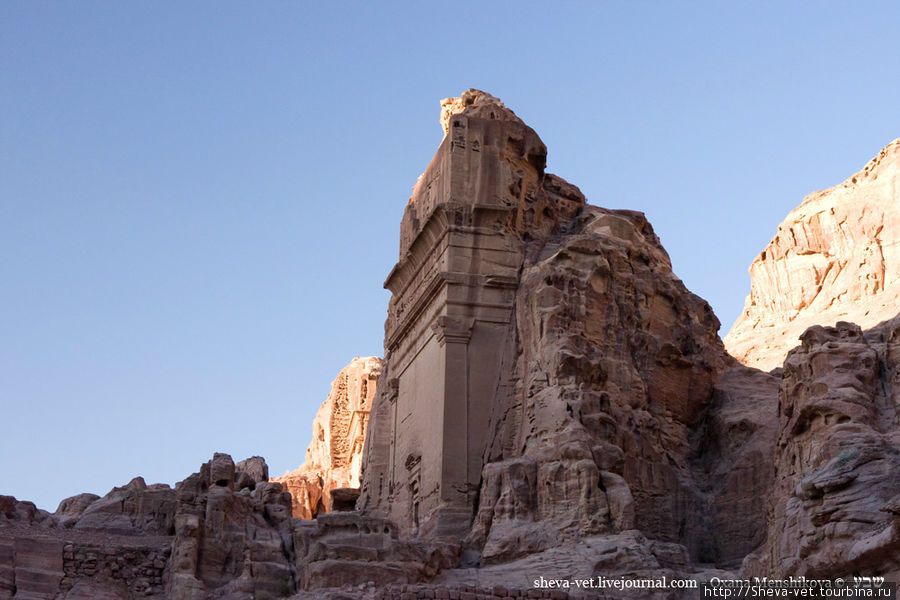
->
[[60, 542, 170, 597]]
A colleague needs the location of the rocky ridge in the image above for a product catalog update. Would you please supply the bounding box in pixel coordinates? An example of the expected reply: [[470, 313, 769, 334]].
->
[[2, 454, 293, 599], [2, 453, 454, 599]]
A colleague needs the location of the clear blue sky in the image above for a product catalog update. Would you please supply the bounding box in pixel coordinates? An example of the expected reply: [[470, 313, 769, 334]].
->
[[2, 2, 899, 511]]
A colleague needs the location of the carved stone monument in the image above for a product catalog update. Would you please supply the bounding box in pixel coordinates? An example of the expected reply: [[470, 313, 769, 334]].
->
[[359, 90, 552, 537]]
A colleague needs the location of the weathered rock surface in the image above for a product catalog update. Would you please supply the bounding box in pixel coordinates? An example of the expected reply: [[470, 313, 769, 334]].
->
[[722, 137, 900, 580], [0, 532, 64, 600], [4, 92, 898, 598], [725, 138, 900, 370], [359, 89, 592, 539], [164, 453, 298, 599], [744, 318, 900, 580], [432, 530, 735, 599], [71, 477, 177, 536], [292, 512, 457, 592], [2, 452, 446, 599], [235, 456, 268, 491], [1, 496, 54, 529], [2, 455, 292, 599], [470, 204, 728, 562], [273, 357, 382, 519], [694, 365, 779, 566], [358, 89, 781, 581]]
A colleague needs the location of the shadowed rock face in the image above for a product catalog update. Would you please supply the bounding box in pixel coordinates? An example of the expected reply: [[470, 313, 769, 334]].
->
[[695, 364, 779, 565], [470, 205, 728, 562], [272, 357, 382, 519], [725, 139, 900, 371], [164, 453, 298, 599], [1, 453, 296, 600], [744, 318, 900, 580]]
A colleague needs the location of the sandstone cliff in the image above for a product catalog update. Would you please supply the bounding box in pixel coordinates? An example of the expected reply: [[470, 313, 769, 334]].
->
[[359, 91, 899, 587], [725, 139, 900, 370], [471, 205, 728, 561], [273, 356, 382, 519], [742, 318, 900, 580], [722, 138, 900, 579], [721, 140, 900, 581], [4, 92, 899, 599], [357, 90, 781, 583]]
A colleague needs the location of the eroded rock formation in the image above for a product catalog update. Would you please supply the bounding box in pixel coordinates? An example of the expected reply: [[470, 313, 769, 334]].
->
[[725, 138, 900, 370], [720, 138, 900, 581], [439, 89, 508, 137], [1, 452, 449, 599], [3, 91, 898, 599], [1, 454, 293, 599], [273, 357, 382, 519], [358, 92, 899, 587], [470, 205, 726, 562], [357, 89, 781, 585], [743, 318, 900, 580]]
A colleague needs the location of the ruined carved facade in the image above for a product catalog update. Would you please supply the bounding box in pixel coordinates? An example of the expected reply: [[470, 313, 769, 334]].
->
[[359, 91, 583, 538]]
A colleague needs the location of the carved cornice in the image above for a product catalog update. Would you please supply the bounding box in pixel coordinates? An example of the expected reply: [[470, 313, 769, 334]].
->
[[431, 316, 474, 346]]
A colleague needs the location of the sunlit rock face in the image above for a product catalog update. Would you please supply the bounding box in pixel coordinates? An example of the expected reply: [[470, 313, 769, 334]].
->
[[722, 138, 900, 580], [725, 139, 900, 371], [272, 356, 382, 519]]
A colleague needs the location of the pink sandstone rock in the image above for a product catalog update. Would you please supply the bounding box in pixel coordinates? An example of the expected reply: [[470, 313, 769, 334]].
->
[[439, 89, 511, 137], [725, 138, 900, 370], [273, 356, 382, 518]]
